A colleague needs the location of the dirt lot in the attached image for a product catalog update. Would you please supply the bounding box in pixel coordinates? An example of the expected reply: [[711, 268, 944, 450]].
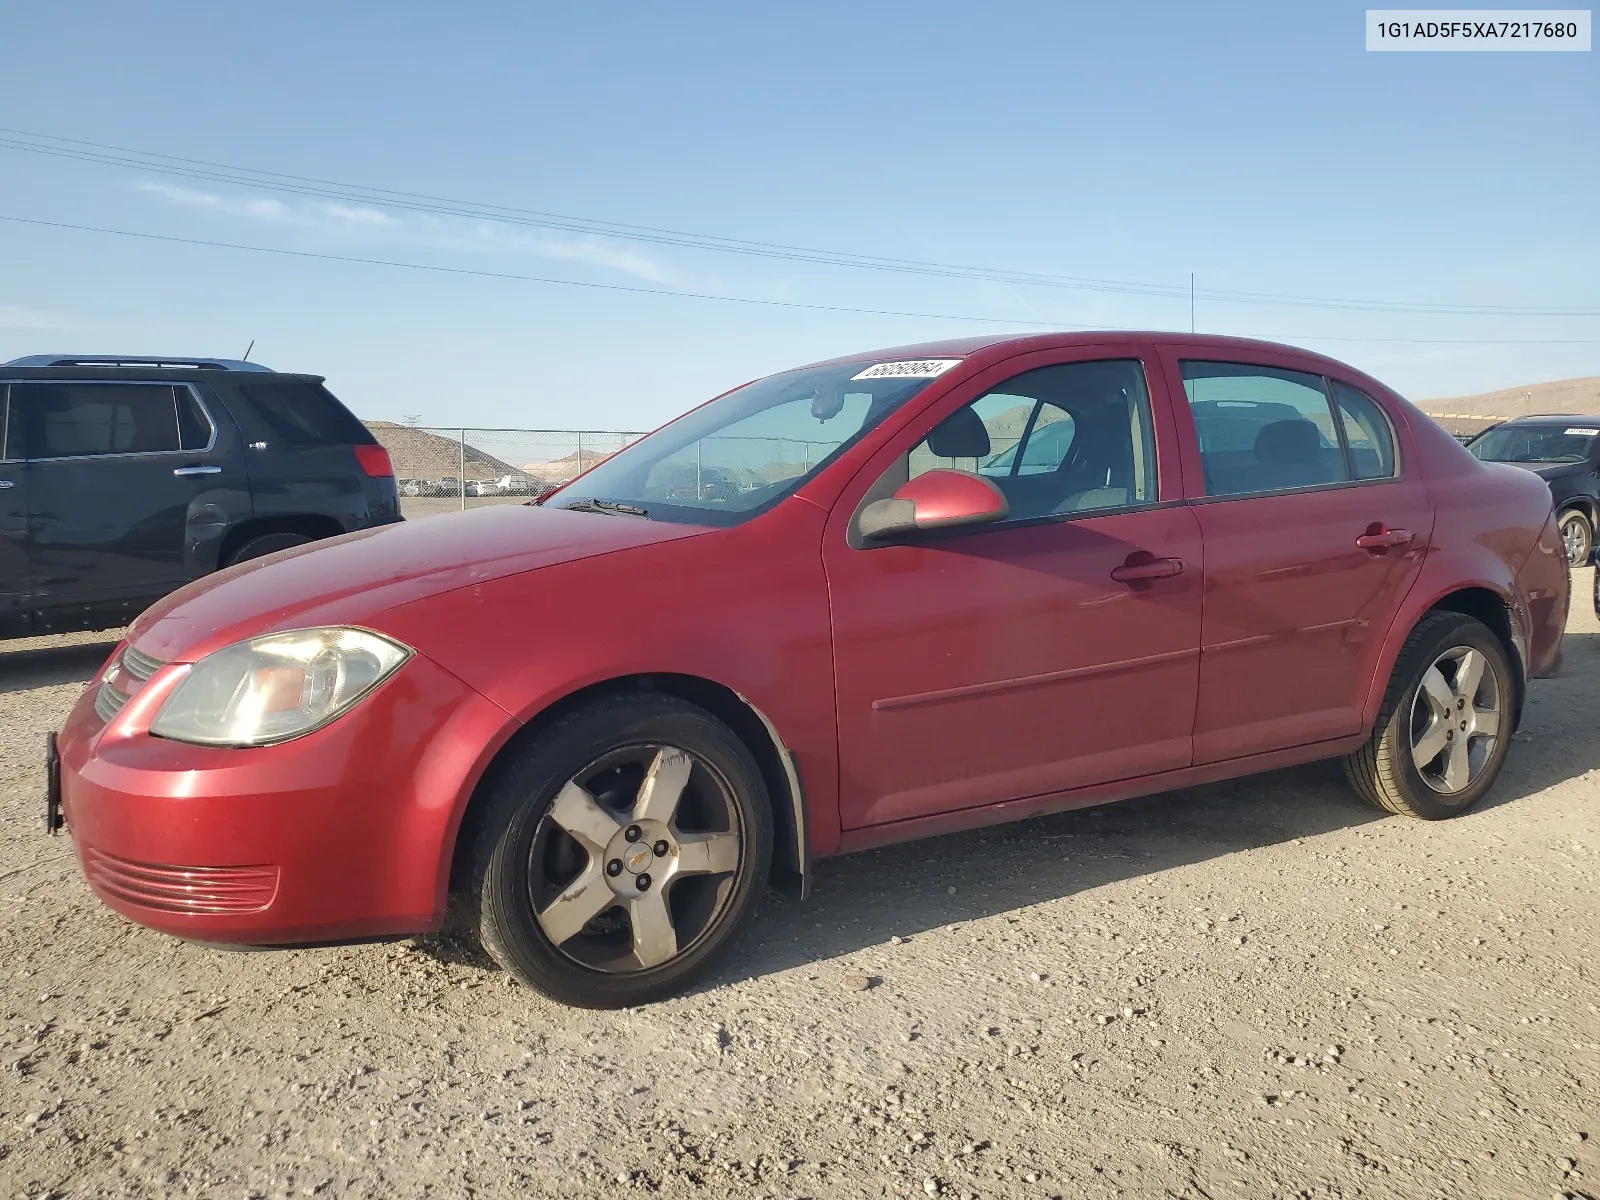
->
[[1, 581, 1596, 1200]]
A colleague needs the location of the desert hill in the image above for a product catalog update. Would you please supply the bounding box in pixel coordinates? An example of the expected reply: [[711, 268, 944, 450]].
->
[[1419, 377, 1600, 437], [363, 421, 519, 481]]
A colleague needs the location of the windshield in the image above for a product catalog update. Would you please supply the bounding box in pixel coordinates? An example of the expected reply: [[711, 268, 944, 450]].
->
[[1469, 424, 1599, 464], [545, 359, 959, 525]]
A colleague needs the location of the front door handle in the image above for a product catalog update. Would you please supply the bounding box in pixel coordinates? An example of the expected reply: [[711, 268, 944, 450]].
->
[[1111, 555, 1185, 583], [1355, 525, 1413, 551], [173, 465, 222, 477], [0, 480, 13, 489]]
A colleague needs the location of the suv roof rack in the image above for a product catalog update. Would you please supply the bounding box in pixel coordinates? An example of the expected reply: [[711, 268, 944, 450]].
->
[[3, 354, 276, 372]]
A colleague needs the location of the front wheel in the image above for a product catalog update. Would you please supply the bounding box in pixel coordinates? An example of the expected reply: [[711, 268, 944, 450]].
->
[[1559, 508, 1593, 567], [466, 693, 773, 1008], [223, 531, 314, 567], [1343, 612, 1514, 819]]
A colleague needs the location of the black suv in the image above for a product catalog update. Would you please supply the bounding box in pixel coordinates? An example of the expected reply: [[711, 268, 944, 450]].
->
[[0, 355, 401, 638], [1466, 413, 1600, 565]]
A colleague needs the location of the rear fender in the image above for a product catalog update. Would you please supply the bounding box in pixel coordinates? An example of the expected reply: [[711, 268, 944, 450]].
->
[[1359, 554, 1518, 732]]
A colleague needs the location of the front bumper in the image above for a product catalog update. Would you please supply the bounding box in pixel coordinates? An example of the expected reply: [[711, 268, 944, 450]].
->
[[58, 645, 512, 945]]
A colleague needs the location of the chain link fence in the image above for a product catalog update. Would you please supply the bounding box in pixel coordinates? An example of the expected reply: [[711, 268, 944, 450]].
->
[[367, 424, 647, 519]]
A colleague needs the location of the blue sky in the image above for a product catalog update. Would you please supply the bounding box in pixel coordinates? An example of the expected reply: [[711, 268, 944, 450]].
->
[[1, 1, 1595, 428]]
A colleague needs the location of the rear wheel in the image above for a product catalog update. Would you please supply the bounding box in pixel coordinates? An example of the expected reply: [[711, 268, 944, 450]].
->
[[223, 531, 314, 567], [1559, 508, 1593, 566], [1342, 612, 1514, 819], [466, 693, 772, 1008]]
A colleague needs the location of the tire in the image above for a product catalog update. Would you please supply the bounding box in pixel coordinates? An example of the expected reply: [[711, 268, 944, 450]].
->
[[224, 531, 315, 567], [1558, 508, 1593, 567], [1342, 612, 1515, 820], [466, 693, 773, 1008]]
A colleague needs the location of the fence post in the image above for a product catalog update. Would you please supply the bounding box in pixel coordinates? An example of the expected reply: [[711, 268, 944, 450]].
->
[[459, 429, 466, 511], [576, 430, 585, 476]]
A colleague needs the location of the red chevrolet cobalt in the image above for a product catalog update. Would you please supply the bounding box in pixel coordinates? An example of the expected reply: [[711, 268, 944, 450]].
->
[[54, 333, 1568, 1007]]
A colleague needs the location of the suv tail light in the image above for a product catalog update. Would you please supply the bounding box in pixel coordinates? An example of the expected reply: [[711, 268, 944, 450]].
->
[[353, 444, 394, 478]]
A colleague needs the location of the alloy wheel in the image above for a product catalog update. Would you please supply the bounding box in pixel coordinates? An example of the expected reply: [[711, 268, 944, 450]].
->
[[1562, 515, 1591, 565], [527, 745, 743, 972], [1408, 646, 1502, 795]]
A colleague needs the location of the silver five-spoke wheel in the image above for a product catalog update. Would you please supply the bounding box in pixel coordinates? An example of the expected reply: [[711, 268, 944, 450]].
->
[[530, 745, 744, 973], [1408, 645, 1502, 795]]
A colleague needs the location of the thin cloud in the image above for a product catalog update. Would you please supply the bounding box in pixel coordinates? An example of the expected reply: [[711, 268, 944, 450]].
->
[[135, 180, 673, 283], [0, 305, 58, 330]]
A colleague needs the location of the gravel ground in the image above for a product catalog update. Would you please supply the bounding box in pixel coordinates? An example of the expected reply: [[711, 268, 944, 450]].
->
[[2, 580, 1596, 1200]]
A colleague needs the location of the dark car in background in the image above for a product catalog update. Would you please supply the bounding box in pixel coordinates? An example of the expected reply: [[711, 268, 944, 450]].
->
[[1467, 414, 1600, 565], [0, 355, 400, 638]]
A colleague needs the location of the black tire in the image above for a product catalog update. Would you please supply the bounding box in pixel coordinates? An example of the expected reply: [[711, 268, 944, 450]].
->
[[1558, 508, 1593, 567], [1342, 612, 1515, 820], [465, 693, 773, 1008], [224, 531, 315, 567]]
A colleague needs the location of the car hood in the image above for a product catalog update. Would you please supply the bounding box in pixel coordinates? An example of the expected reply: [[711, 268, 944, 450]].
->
[[129, 505, 712, 663], [1527, 462, 1589, 482]]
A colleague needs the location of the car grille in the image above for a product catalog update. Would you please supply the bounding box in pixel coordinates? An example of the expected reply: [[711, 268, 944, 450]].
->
[[93, 645, 166, 724], [81, 846, 279, 914]]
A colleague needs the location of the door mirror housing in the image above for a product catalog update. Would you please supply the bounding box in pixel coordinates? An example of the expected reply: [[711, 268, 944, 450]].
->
[[858, 469, 1010, 541]]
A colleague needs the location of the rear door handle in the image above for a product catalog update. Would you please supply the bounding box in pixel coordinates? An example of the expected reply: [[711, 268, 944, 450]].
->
[[1355, 526, 1413, 551], [173, 465, 222, 477], [1111, 556, 1185, 583], [0, 480, 13, 489]]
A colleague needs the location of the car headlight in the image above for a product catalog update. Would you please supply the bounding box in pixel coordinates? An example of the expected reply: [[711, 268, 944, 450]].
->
[[150, 628, 411, 747]]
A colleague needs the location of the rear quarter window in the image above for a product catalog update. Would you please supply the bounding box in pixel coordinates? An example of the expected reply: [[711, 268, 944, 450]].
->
[[232, 381, 373, 447]]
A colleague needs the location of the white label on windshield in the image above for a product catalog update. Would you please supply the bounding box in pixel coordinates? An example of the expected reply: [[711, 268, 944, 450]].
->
[[851, 359, 963, 380], [1565, 427, 1600, 436]]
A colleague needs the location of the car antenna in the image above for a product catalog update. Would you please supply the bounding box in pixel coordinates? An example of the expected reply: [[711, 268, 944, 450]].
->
[[242, 339, 255, 362]]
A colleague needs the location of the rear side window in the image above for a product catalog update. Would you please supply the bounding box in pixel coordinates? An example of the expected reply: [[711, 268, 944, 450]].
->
[[1, 388, 16, 460], [176, 389, 214, 450], [1183, 362, 1347, 497], [9, 382, 209, 459], [233, 382, 371, 447], [1330, 381, 1397, 480]]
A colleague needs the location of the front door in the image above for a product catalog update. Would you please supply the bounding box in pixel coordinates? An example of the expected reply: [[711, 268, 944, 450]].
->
[[824, 347, 1204, 831], [12, 379, 238, 632], [1159, 352, 1434, 763]]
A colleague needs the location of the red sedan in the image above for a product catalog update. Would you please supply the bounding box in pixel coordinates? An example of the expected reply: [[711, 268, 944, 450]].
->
[[54, 333, 1568, 1008]]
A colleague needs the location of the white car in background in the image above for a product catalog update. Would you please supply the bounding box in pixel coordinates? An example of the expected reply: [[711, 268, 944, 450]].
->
[[496, 474, 535, 495]]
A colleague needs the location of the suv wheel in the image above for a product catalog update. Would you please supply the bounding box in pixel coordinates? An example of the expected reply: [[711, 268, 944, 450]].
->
[[1558, 508, 1593, 566], [1342, 612, 1514, 820], [224, 532, 314, 567], [466, 693, 773, 1008]]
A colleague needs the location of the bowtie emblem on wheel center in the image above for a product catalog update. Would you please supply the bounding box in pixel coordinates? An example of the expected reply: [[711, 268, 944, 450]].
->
[[623, 844, 654, 874]]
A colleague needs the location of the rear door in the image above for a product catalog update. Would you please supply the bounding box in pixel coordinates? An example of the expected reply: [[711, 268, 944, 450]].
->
[[13, 379, 241, 632], [1157, 348, 1434, 763], [217, 377, 398, 529]]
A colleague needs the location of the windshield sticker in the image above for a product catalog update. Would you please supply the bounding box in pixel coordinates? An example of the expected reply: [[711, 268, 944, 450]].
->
[[1565, 428, 1600, 436], [851, 359, 963, 380]]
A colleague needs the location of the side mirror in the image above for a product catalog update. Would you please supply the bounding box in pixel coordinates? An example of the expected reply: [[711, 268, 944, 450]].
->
[[858, 469, 1010, 541]]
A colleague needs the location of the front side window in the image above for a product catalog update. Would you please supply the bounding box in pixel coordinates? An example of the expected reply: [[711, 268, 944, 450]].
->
[[1469, 422, 1599, 465], [905, 358, 1157, 522], [548, 360, 956, 526], [12, 382, 187, 459], [1183, 362, 1349, 496]]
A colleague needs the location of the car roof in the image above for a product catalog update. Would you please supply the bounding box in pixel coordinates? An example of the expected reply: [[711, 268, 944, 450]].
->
[[2, 355, 324, 385], [796, 331, 1365, 375], [1489, 413, 1598, 427]]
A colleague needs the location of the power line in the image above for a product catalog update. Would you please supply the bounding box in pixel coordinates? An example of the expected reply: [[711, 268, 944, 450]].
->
[[3, 127, 1596, 320], [3, 211, 1597, 346]]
